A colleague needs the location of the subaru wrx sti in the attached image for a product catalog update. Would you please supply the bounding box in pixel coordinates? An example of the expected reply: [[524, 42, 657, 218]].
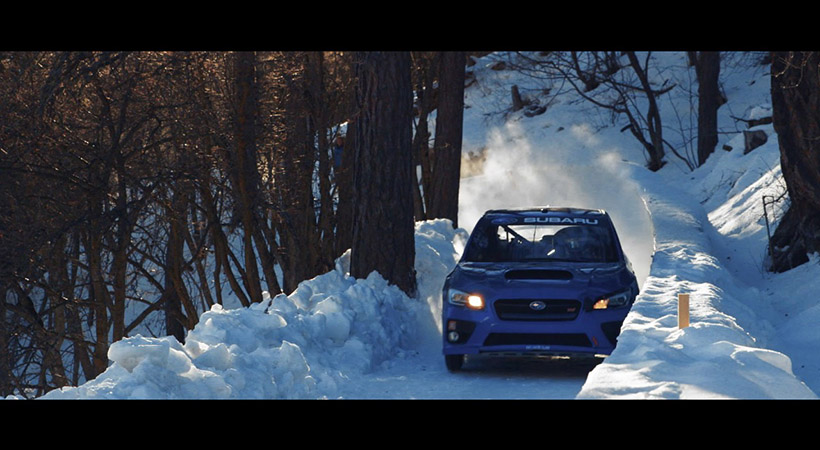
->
[[442, 207, 638, 371]]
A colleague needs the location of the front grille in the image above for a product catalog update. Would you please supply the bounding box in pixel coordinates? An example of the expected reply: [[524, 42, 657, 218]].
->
[[483, 333, 592, 348], [494, 299, 581, 321], [505, 269, 573, 280]]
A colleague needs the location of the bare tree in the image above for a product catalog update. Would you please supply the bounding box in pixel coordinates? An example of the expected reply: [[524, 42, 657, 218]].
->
[[519, 51, 676, 171], [257, 51, 351, 294], [0, 51, 208, 393]]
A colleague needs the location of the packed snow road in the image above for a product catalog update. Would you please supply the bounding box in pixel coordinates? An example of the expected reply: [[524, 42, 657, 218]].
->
[[335, 348, 601, 399]]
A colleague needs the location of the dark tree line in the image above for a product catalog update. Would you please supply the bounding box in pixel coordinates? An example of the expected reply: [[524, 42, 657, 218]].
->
[[0, 51, 466, 397]]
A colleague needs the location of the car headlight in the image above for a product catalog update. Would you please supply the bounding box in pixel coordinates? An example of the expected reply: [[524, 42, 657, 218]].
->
[[592, 288, 633, 310], [448, 289, 485, 310]]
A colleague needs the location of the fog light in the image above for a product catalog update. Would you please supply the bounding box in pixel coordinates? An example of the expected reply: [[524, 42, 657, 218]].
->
[[448, 331, 460, 342]]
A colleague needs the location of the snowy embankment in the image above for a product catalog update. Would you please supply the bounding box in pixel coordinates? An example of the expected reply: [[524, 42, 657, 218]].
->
[[41, 220, 467, 399], [578, 129, 817, 399]]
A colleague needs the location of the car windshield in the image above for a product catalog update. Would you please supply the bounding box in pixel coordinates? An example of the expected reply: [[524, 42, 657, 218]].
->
[[462, 222, 619, 263]]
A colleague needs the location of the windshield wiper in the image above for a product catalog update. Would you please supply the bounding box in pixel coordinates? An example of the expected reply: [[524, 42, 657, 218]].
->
[[521, 257, 579, 262]]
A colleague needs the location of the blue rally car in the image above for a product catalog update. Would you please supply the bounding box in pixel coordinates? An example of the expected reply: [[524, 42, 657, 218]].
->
[[442, 207, 639, 371]]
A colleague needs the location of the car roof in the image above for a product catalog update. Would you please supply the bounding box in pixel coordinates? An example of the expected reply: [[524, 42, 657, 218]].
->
[[482, 206, 608, 216]]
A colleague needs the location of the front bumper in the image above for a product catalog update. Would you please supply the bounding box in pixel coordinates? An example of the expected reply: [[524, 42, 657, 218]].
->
[[442, 301, 628, 357]]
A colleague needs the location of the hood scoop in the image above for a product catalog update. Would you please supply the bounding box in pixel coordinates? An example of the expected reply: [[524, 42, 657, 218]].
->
[[504, 269, 573, 281]]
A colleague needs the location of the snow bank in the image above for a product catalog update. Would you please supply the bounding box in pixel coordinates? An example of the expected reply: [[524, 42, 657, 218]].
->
[[578, 147, 816, 399], [42, 219, 466, 399]]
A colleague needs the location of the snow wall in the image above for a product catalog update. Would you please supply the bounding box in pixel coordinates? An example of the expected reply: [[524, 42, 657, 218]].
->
[[39, 220, 467, 399], [577, 155, 817, 399]]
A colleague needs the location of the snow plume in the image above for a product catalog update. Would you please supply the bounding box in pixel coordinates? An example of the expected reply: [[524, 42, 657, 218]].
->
[[413, 220, 470, 350], [41, 220, 465, 399], [458, 121, 654, 287]]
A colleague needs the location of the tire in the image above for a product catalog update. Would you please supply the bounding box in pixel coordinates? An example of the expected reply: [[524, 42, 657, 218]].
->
[[445, 354, 465, 371]]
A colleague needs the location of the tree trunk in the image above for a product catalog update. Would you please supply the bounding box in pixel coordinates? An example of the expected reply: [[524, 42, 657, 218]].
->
[[350, 52, 417, 296], [690, 51, 721, 166], [335, 119, 355, 258], [769, 51, 820, 272], [277, 55, 322, 294], [511, 85, 525, 111], [45, 234, 70, 388], [411, 52, 437, 222], [111, 170, 129, 343], [231, 51, 264, 304], [163, 187, 188, 343], [200, 180, 251, 307], [0, 284, 8, 396], [85, 227, 110, 377], [429, 51, 466, 228], [419, 72, 437, 219], [306, 52, 336, 273]]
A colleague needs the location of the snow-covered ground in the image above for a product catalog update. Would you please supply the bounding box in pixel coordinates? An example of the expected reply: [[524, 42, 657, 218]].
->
[[29, 51, 820, 399]]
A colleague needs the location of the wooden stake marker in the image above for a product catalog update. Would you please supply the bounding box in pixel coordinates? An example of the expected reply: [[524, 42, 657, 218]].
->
[[678, 293, 690, 329]]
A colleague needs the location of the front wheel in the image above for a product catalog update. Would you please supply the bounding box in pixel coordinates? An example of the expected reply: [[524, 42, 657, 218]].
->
[[445, 354, 465, 371]]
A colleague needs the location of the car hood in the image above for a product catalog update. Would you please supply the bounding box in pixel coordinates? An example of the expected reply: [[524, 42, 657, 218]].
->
[[446, 260, 635, 301]]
